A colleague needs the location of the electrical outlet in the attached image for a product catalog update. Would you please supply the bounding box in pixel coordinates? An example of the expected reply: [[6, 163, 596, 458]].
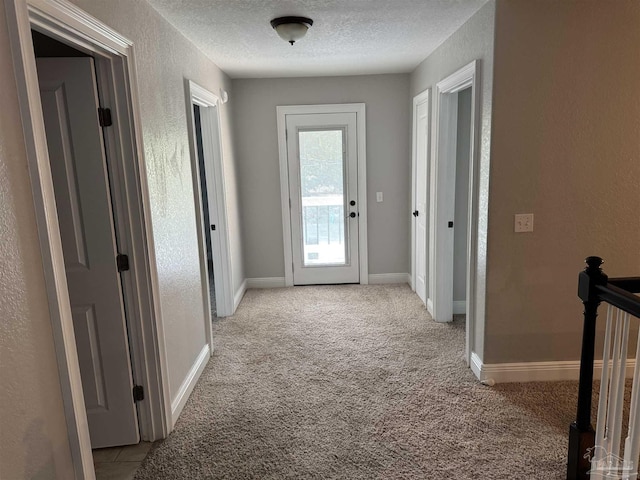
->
[[514, 213, 534, 233], [376, 192, 383, 202]]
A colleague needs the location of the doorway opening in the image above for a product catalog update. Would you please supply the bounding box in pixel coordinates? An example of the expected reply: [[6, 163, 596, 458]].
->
[[193, 105, 217, 318], [185, 80, 234, 328], [430, 61, 480, 365], [32, 30, 141, 449], [452, 87, 472, 321], [276, 104, 368, 286]]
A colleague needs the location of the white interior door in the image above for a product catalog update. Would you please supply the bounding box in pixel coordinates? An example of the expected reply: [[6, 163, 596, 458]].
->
[[413, 99, 429, 305], [286, 112, 359, 285], [37, 57, 139, 448]]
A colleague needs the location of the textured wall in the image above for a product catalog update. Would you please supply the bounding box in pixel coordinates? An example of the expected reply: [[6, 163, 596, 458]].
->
[[0, 1, 245, 476], [232, 74, 411, 279], [410, 1, 495, 358], [66, 0, 245, 398], [484, 0, 640, 363], [0, 1, 75, 477]]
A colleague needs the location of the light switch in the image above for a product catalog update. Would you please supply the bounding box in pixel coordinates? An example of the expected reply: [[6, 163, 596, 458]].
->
[[376, 192, 383, 202], [514, 213, 534, 233]]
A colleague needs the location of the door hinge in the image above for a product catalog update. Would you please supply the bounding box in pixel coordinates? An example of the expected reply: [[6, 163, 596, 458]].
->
[[292, 262, 294, 273], [132, 385, 144, 402], [98, 107, 113, 127], [285, 129, 288, 141], [289, 198, 291, 209], [117, 253, 130, 272]]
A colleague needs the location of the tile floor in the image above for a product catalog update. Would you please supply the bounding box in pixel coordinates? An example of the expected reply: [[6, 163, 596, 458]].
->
[[92, 442, 152, 480]]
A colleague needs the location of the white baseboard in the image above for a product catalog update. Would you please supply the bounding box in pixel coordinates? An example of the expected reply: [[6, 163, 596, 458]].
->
[[426, 298, 433, 315], [368, 273, 410, 284], [470, 352, 483, 380], [246, 277, 286, 288], [453, 300, 466, 315], [470, 352, 637, 384], [171, 344, 210, 426], [234, 279, 247, 311], [247, 275, 410, 287]]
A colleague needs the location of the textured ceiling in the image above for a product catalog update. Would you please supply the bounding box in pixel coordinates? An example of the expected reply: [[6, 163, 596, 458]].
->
[[145, 0, 489, 78]]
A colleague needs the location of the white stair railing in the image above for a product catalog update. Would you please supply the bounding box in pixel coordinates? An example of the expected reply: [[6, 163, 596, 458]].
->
[[591, 305, 640, 479], [567, 258, 640, 480]]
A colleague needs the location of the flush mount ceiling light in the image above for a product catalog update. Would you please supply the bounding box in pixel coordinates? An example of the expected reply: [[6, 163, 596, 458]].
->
[[270, 16, 313, 45]]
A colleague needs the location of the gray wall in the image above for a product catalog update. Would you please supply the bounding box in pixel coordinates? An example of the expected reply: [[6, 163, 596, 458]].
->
[[0, 0, 244, 476], [453, 88, 472, 302], [232, 74, 412, 279], [484, 0, 640, 363], [410, 1, 495, 358]]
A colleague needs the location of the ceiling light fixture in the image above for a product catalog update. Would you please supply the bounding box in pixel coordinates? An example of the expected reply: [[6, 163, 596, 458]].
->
[[270, 16, 313, 45]]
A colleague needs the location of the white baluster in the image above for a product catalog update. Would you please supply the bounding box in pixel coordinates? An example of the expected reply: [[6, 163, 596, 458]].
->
[[592, 305, 615, 479], [622, 314, 640, 480], [608, 309, 630, 476], [605, 311, 624, 459]]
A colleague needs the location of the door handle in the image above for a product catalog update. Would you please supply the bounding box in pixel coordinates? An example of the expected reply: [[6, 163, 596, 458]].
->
[[413, 210, 419, 217]]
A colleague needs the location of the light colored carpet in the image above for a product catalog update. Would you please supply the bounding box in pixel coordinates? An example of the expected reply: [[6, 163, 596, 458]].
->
[[135, 284, 577, 479]]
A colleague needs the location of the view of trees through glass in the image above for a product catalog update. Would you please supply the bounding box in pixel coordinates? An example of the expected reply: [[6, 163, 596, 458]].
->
[[298, 129, 347, 265], [299, 129, 344, 197]]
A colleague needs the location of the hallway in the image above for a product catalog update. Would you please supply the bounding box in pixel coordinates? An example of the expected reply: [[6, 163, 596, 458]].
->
[[134, 285, 572, 479]]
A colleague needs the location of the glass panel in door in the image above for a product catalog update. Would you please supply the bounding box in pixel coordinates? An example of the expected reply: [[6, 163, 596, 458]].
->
[[298, 129, 347, 266]]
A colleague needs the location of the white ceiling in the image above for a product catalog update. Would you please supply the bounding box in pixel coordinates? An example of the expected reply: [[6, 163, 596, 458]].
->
[[145, 0, 489, 79]]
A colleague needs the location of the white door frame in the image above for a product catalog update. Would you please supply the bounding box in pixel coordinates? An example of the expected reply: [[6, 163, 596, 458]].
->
[[431, 60, 480, 364], [5, 0, 169, 478], [185, 80, 235, 328], [276, 103, 368, 287], [411, 88, 430, 295]]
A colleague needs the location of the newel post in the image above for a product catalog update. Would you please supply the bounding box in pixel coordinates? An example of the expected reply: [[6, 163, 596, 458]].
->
[[567, 256, 608, 480]]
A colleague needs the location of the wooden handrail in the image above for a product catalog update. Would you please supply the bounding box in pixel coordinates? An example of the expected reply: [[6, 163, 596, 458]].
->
[[608, 277, 640, 294], [597, 284, 640, 319]]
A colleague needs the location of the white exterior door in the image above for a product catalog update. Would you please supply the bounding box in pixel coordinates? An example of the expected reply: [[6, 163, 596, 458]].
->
[[37, 57, 139, 448], [413, 98, 429, 305], [286, 112, 359, 285]]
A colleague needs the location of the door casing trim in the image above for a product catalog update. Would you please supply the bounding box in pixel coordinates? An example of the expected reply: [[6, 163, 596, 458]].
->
[[276, 103, 368, 287], [5, 0, 169, 478]]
